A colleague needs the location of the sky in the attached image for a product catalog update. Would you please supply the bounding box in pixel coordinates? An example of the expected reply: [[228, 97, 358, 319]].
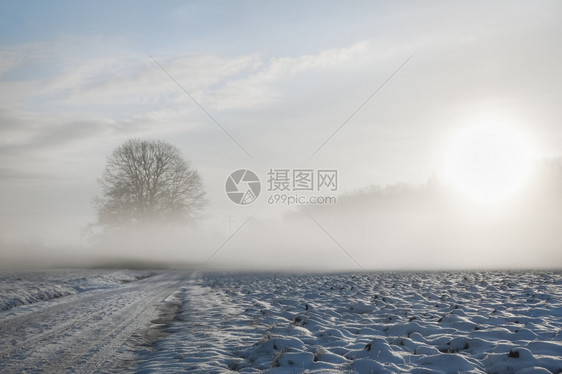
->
[[1, 1, 561, 270]]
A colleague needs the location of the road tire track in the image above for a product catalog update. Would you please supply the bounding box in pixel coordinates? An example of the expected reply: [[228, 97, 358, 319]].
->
[[0, 271, 187, 373]]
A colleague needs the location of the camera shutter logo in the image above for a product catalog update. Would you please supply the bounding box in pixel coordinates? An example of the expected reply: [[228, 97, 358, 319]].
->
[[225, 169, 261, 205]]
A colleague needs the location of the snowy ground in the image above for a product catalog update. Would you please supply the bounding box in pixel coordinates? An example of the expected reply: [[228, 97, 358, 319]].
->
[[0, 269, 155, 311], [139, 271, 562, 374], [1, 270, 561, 373], [0, 270, 186, 373]]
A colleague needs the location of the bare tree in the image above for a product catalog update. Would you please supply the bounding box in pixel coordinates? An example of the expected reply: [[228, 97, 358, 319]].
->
[[95, 139, 206, 227]]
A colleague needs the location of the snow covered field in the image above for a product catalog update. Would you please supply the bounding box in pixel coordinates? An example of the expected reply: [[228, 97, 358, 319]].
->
[[139, 271, 562, 373], [1, 270, 560, 373]]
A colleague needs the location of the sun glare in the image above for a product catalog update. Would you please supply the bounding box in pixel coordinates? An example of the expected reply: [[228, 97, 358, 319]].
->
[[445, 123, 532, 203]]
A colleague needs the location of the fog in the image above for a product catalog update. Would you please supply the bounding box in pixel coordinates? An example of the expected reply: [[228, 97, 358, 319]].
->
[[1, 1, 561, 271], [1, 159, 560, 271]]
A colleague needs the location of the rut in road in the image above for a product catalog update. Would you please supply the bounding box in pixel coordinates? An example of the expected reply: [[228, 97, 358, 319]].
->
[[0, 271, 188, 374]]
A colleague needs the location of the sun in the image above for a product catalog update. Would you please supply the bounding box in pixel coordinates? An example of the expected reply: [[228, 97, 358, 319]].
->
[[444, 123, 532, 203]]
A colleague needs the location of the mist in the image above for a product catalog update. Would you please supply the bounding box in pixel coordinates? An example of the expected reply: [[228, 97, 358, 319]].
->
[[1, 1, 562, 272], [1, 158, 559, 271]]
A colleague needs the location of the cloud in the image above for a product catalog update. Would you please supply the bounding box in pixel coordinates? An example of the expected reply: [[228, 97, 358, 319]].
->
[[0, 50, 23, 78], [42, 54, 263, 114], [0, 167, 52, 181], [0, 107, 112, 156], [1, 119, 108, 154], [214, 42, 372, 110], [17, 43, 376, 115], [0, 41, 391, 181]]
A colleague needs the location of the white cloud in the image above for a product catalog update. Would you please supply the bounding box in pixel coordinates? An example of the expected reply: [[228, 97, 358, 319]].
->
[[0, 50, 23, 78], [214, 42, 372, 110]]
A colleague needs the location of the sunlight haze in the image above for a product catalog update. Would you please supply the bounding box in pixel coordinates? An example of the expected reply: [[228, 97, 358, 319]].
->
[[1, 1, 561, 270]]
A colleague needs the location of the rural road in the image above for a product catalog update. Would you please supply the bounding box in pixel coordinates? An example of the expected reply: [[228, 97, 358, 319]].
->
[[0, 271, 188, 373]]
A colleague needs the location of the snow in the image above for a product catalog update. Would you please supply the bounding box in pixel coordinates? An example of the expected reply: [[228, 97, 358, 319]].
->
[[0, 269, 154, 311], [1, 270, 560, 373], [0, 270, 181, 373], [138, 271, 562, 373]]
